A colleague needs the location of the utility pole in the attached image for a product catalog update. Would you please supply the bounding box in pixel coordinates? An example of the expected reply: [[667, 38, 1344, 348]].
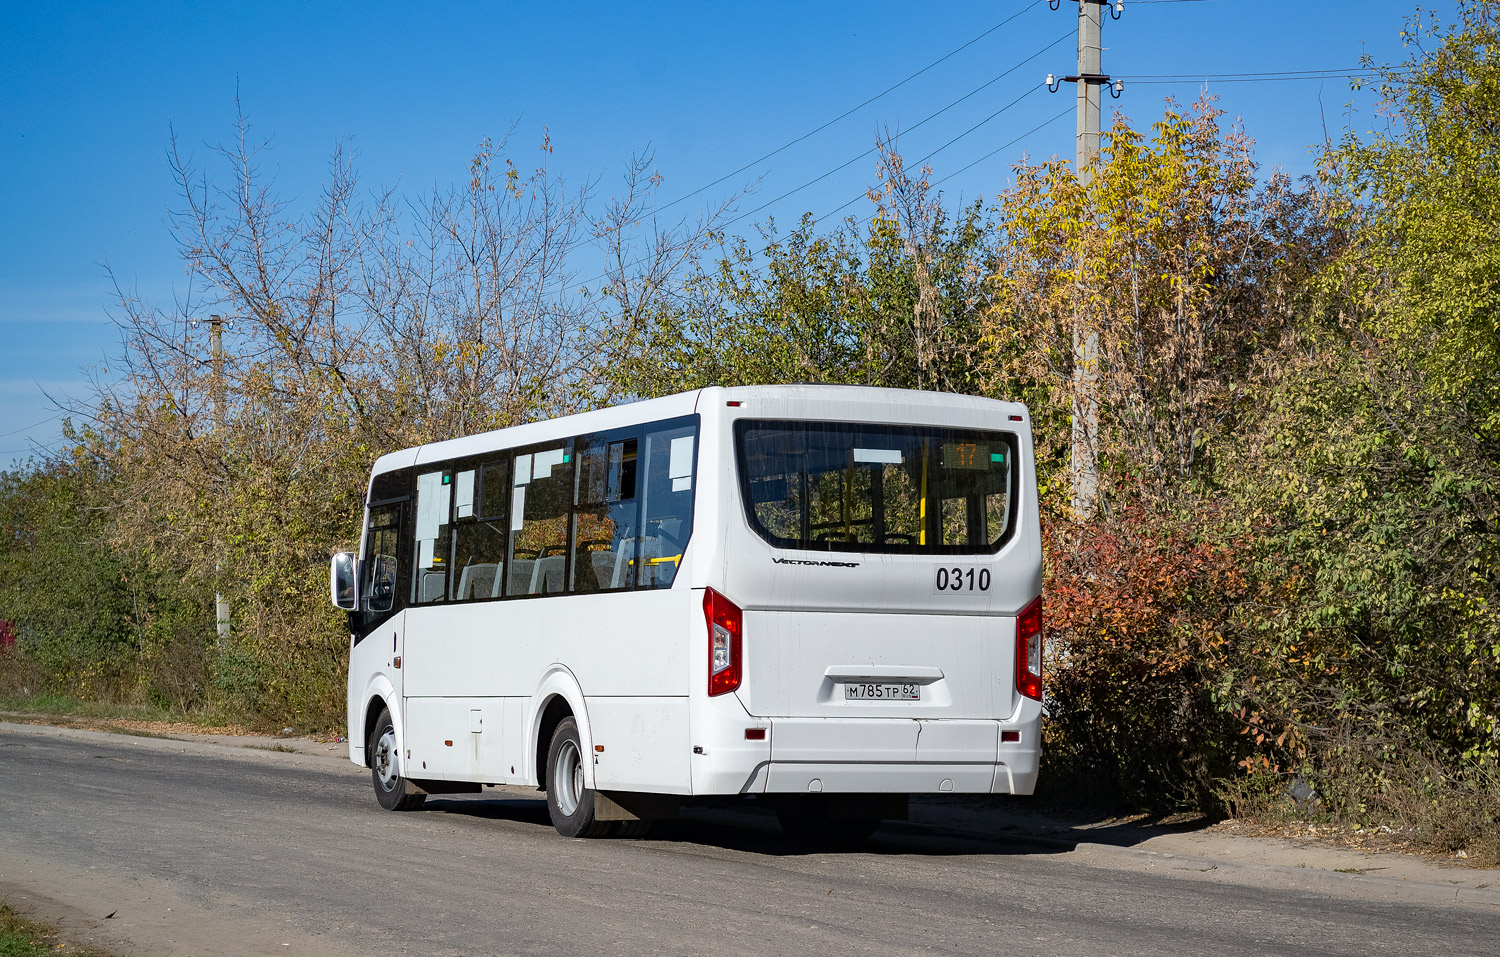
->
[[1048, 0, 1120, 519], [1071, 0, 1103, 520], [209, 314, 231, 649]]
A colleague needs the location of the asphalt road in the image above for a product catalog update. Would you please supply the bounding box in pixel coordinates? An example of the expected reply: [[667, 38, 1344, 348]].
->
[[1, 727, 1496, 957]]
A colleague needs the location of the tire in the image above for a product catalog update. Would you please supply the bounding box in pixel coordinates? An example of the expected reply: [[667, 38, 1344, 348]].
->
[[369, 706, 426, 812], [544, 717, 613, 838], [777, 797, 880, 847]]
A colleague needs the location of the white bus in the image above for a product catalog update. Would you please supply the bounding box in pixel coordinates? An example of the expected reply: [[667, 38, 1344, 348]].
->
[[331, 384, 1043, 841]]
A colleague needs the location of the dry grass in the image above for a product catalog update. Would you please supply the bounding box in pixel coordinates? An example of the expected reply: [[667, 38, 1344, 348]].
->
[[0, 903, 112, 957], [1216, 759, 1500, 868]]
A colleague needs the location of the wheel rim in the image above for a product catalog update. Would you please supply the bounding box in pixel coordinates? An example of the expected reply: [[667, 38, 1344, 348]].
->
[[552, 738, 582, 817], [374, 728, 400, 792]]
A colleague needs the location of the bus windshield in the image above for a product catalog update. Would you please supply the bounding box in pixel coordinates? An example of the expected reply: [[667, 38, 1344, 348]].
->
[[735, 419, 1017, 555]]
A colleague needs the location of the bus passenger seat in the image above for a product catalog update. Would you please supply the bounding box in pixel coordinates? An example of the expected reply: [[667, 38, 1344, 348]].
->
[[532, 555, 565, 594], [609, 538, 635, 589], [508, 559, 535, 597], [590, 550, 614, 590], [418, 571, 445, 604], [456, 563, 499, 601]]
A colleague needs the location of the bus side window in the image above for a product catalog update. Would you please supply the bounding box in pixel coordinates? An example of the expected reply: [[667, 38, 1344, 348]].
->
[[509, 443, 573, 596], [573, 436, 638, 594], [412, 470, 452, 604], [638, 424, 696, 589], [450, 462, 509, 601]]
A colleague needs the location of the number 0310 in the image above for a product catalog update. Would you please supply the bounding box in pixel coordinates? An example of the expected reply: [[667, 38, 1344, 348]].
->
[[935, 566, 990, 593]]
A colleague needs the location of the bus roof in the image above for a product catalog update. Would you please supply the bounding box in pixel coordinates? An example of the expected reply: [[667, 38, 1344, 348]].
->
[[369, 384, 1029, 479]]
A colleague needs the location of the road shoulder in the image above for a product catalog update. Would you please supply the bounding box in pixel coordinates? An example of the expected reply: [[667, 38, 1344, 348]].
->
[[906, 797, 1500, 908]]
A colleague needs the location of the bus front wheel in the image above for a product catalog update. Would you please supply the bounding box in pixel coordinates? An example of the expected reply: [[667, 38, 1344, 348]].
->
[[545, 717, 613, 838], [369, 706, 426, 812]]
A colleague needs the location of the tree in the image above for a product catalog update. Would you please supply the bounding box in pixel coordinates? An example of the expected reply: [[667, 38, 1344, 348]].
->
[[611, 141, 995, 398], [74, 108, 723, 726], [1232, 1, 1500, 788], [985, 97, 1328, 502], [0, 457, 137, 698], [1331, 0, 1500, 435], [978, 98, 1342, 811]]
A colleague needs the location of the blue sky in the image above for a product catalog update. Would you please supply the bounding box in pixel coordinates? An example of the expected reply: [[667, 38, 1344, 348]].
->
[[0, 0, 1439, 469]]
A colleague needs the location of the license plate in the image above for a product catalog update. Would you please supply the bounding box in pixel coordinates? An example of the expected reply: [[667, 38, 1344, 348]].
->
[[844, 682, 921, 701]]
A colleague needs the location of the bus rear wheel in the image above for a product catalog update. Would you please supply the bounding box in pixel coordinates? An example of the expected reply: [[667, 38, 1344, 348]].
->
[[369, 706, 426, 812], [545, 717, 614, 838]]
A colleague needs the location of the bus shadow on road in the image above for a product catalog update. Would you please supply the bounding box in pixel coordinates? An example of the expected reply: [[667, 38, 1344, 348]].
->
[[417, 795, 1171, 858], [649, 811, 1082, 858], [423, 795, 554, 829]]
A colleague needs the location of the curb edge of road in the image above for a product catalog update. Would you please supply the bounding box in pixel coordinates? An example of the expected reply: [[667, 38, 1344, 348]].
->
[[901, 822, 1500, 909], [0, 719, 354, 769]]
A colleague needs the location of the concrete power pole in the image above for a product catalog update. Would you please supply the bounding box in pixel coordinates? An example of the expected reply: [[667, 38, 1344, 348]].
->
[[1071, 0, 1103, 519], [1053, 0, 1117, 519], [209, 314, 231, 649]]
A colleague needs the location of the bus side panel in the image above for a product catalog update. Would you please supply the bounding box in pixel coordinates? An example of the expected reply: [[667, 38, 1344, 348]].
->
[[685, 676, 772, 796], [347, 612, 404, 766], [587, 697, 692, 793], [501, 696, 528, 783], [400, 587, 695, 788], [404, 696, 504, 782]]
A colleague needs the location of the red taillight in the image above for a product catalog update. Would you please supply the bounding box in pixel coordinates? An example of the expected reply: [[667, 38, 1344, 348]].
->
[[1016, 595, 1044, 701], [704, 587, 742, 697]]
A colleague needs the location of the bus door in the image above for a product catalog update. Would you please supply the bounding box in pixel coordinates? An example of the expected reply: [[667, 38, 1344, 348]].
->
[[355, 500, 407, 706]]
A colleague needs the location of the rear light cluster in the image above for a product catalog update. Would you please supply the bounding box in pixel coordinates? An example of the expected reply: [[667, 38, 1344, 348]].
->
[[704, 587, 743, 696], [1015, 595, 1044, 701]]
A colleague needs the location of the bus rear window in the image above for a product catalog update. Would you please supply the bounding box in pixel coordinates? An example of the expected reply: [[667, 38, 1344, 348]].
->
[[735, 420, 1017, 555]]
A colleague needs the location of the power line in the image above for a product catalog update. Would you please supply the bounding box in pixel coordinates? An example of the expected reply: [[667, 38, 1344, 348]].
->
[[932, 106, 1075, 190], [705, 29, 1070, 231], [1125, 74, 1381, 85], [714, 33, 1065, 235], [1124, 67, 1379, 79], [833, 105, 1074, 231], [818, 86, 1050, 222], [581, 27, 1073, 292], [1120, 67, 1388, 87], [0, 412, 63, 439], [645, 0, 1046, 219], [0, 443, 59, 458], [922, 86, 1046, 168]]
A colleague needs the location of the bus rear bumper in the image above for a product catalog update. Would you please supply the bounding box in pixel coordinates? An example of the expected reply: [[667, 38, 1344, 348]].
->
[[691, 715, 1040, 796], [764, 760, 1035, 795]]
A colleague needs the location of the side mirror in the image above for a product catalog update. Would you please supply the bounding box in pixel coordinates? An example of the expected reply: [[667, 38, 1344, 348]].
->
[[330, 551, 358, 611]]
